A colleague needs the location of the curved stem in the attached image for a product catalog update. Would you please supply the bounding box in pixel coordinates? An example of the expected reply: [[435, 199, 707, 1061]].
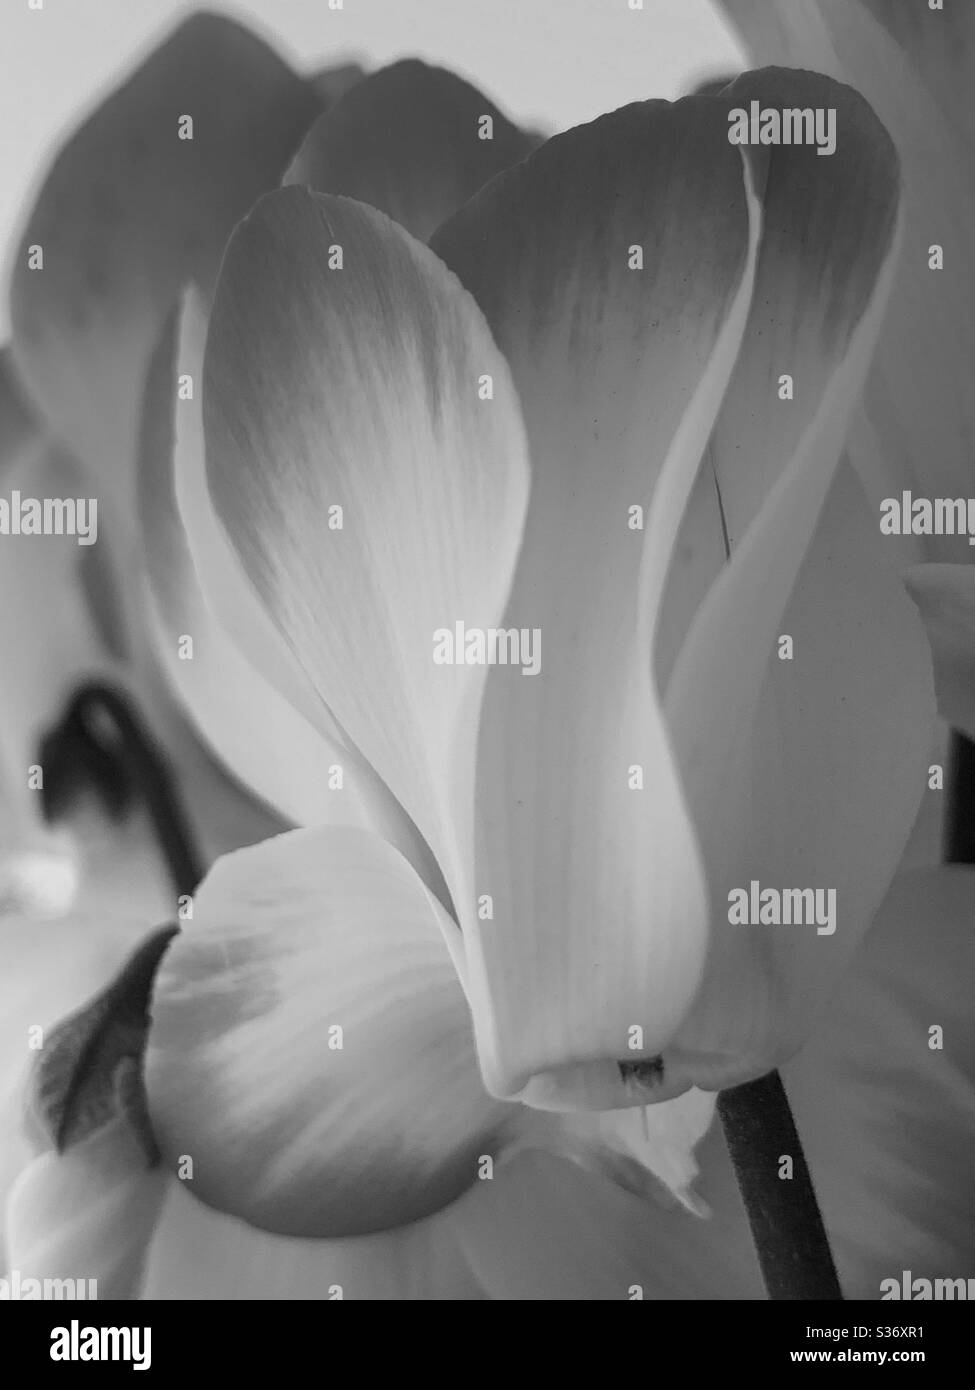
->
[[718, 1070, 842, 1300]]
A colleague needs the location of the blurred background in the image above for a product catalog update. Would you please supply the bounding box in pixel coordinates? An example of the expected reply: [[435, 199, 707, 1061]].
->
[[0, 0, 745, 328]]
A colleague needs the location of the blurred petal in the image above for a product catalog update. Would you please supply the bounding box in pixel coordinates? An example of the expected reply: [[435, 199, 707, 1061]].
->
[[784, 866, 975, 1297], [1, 344, 130, 667], [5, 921, 173, 1297], [717, 2, 975, 564], [202, 187, 531, 966], [5, 1118, 166, 1300], [138, 291, 444, 896], [0, 912, 149, 1268], [433, 97, 759, 1105], [144, 1129, 760, 1300], [310, 61, 365, 108], [0, 347, 36, 467], [689, 73, 740, 97], [904, 564, 975, 740], [0, 878, 166, 1273], [445, 1146, 759, 1300], [10, 12, 321, 519], [0, 402, 120, 845], [666, 465, 933, 1087], [286, 59, 536, 241], [0, 763, 285, 1273], [145, 828, 516, 1238], [897, 717, 947, 873], [144, 1182, 486, 1300], [1, 341, 300, 882]]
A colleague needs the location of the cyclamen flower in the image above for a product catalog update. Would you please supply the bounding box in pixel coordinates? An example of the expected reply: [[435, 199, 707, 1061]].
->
[[3, 13, 974, 1303], [152, 65, 932, 1120]]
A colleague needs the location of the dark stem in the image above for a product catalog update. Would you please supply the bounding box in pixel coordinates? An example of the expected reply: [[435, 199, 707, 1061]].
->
[[944, 729, 975, 865], [42, 682, 203, 899], [717, 1070, 843, 1300]]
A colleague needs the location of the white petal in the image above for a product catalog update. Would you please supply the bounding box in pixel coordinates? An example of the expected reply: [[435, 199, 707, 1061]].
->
[[433, 95, 760, 1105], [6, 1119, 166, 1299], [139, 291, 443, 894], [201, 187, 531, 959], [143, 1181, 485, 1300], [145, 827, 516, 1237]]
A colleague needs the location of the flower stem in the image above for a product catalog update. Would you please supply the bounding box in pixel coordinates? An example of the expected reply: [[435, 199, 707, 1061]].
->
[[944, 729, 975, 865], [717, 1070, 842, 1300], [41, 682, 203, 898]]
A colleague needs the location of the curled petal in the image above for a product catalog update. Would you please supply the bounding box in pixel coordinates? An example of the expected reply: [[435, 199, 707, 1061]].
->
[[144, 828, 516, 1238], [680, 71, 899, 561], [665, 465, 933, 1086], [717, 2, 975, 563], [432, 96, 760, 1105], [660, 70, 907, 1083], [286, 59, 537, 242], [784, 867, 975, 1297]]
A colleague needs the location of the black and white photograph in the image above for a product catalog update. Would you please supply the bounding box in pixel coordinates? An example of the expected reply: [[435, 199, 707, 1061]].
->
[[0, 0, 972, 1351]]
